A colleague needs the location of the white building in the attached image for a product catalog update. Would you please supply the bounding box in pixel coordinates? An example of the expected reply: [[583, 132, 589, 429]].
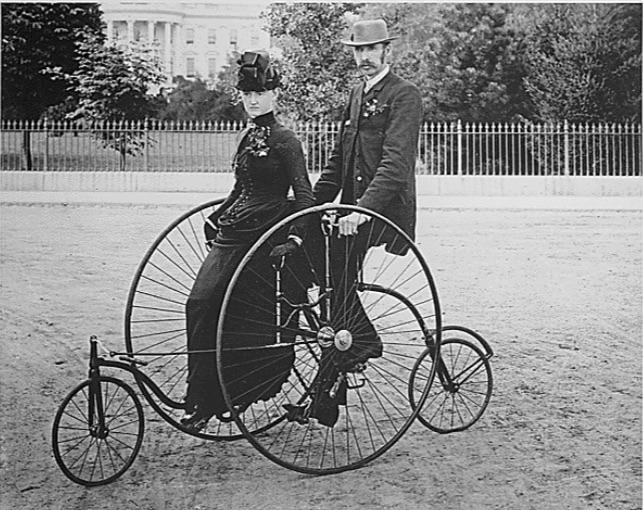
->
[[100, 1, 271, 86]]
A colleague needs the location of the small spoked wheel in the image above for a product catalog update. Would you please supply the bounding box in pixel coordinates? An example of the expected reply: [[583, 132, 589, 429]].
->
[[409, 326, 493, 433], [216, 204, 442, 474], [52, 376, 144, 486], [124, 199, 250, 439]]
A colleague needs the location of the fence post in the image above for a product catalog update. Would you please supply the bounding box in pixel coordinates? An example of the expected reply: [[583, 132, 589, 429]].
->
[[457, 119, 463, 176], [563, 119, 570, 176], [143, 118, 149, 172], [43, 117, 49, 172], [119, 119, 126, 171], [21, 120, 33, 171]]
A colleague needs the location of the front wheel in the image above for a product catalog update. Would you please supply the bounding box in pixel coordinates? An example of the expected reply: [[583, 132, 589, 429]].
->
[[52, 376, 145, 486]]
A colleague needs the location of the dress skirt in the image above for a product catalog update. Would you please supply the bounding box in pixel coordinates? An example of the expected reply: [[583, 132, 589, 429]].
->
[[185, 238, 300, 416]]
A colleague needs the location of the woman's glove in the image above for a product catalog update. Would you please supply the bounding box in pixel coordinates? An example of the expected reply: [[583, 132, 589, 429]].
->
[[204, 214, 219, 250], [269, 238, 300, 262]]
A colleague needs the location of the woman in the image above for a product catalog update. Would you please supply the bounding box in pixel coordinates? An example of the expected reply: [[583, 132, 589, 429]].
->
[[182, 50, 314, 432]]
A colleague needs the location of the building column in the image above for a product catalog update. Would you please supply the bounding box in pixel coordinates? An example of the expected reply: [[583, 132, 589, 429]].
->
[[164, 22, 172, 79], [175, 24, 183, 76], [106, 19, 114, 45], [126, 19, 134, 44], [147, 20, 154, 44]]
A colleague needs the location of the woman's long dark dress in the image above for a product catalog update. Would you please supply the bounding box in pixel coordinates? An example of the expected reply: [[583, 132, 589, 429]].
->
[[185, 112, 313, 416]]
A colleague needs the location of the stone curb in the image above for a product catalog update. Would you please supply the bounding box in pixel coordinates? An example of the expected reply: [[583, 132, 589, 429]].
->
[[1, 191, 641, 211]]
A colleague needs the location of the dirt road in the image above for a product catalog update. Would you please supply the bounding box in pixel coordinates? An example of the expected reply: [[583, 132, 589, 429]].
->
[[1, 202, 641, 510]]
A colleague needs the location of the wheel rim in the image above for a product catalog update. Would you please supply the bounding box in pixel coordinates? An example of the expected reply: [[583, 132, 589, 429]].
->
[[216, 204, 442, 473], [124, 199, 250, 439], [410, 337, 493, 433], [52, 377, 144, 486]]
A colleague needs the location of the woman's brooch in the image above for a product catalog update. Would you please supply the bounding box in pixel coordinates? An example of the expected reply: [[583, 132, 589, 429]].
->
[[362, 98, 388, 119], [247, 125, 271, 157]]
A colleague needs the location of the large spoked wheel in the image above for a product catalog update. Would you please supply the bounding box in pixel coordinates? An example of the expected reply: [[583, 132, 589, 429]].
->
[[216, 204, 442, 474], [52, 376, 144, 486], [124, 199, 248, 440], [409, 326, 493, 433]]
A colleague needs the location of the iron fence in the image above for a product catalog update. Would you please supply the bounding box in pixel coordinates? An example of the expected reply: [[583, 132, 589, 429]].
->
[[1, 119, 640, 176]]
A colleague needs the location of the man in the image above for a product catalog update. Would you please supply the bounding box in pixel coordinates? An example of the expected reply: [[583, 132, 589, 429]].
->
[[303, 19, 423, 426], [313, 18, 422, 358], [314, 18, 422, 245]]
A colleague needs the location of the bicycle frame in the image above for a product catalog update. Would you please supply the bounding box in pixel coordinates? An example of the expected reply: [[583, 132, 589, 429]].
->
[[87, 335, 185, 411]]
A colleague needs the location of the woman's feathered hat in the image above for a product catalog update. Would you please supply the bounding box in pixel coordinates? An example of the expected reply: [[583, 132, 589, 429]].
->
[[236, 50, 280, 92]]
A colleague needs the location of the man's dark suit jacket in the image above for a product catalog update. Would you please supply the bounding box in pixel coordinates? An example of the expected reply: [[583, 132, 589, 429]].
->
[[313, 70, 423, 254]]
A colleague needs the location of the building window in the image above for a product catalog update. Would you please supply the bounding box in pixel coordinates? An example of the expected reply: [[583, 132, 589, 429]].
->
[[186, 28, 194, 44], [229, 28, 237, 50], [186, 57, 195, 77], [208, 57, 217, 79], [208, 29, 216, 45]]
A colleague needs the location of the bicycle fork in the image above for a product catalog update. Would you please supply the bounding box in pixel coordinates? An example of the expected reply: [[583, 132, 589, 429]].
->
[[426, 332, 492, 393], [88, 336, 108, 439]]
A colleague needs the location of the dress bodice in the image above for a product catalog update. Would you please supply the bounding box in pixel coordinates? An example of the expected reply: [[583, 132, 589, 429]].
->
[[213, 112, 313, 242]]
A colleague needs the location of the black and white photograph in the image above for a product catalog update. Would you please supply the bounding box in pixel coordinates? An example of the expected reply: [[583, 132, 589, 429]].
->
[[1, 1, 641, 509]]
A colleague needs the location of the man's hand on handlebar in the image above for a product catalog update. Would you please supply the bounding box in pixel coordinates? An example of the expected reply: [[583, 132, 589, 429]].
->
[[337, 212, 371, 236]]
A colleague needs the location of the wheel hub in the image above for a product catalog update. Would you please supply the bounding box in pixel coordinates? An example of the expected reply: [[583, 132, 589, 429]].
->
[[334, 330, 353, 351], [445, 382, 460, 394], [317, 327, 354, 352], [90, 424, 109, 439]]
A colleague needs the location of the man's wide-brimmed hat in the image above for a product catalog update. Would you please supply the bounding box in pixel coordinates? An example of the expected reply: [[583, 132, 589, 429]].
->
[[236, 50, 280, 92], [341, 19, 398, 46]]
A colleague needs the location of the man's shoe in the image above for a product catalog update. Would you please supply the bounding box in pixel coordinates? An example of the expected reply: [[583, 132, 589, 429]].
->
[[283, 403, 310, 424], [180, 407, 215, 432]]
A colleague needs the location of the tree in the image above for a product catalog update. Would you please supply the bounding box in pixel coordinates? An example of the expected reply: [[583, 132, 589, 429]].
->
[[433, 4, 530, 123], [522, 4, 641, 123], [65, 38, 163, 123], [1, 3, 104, 120], [262, 3, 361, 122], [152, 51, 247, 123], [157, 77, 218, 121], [379, 3, 529, 123], [54, 36, 164, 169], [210, 54, 250, 123], [155, 75, 245, 123]]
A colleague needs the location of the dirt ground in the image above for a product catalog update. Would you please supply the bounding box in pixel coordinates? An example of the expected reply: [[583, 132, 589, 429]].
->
[[1, 201, 641, 510]]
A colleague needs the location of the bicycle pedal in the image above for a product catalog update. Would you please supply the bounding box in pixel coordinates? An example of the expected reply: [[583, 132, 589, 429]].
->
[[344, 361, 368, 373]]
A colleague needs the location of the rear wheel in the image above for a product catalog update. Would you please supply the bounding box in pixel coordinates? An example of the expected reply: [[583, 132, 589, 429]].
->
[[216, 204, 442, 473], [124, 199, 257, 439], [52, 376, 144, 486]]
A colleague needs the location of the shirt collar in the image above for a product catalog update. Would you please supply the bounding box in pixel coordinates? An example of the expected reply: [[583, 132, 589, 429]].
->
[[249, 111, 276, 128], [364, 65, 390, 94]]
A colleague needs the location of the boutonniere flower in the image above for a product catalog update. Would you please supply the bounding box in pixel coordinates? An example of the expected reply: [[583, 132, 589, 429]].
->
[[362, 98, 388, 118], [246, 125, 271, 157]]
